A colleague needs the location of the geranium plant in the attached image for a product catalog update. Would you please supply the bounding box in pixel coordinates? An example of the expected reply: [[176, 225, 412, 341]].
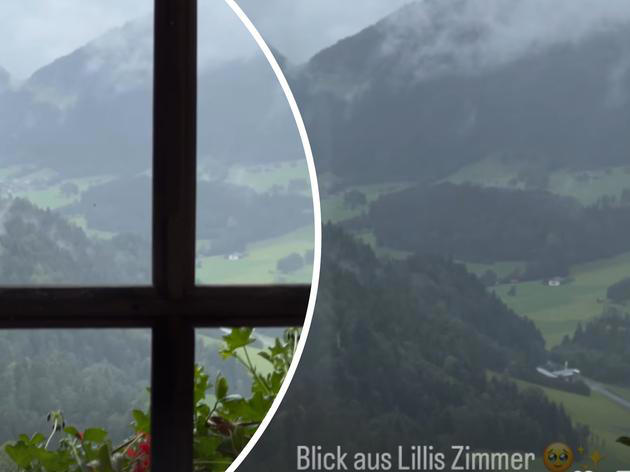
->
[[4, 327, 299, 472]]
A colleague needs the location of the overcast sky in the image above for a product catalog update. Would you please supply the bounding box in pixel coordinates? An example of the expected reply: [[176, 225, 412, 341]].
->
[[0, 0, 409, 80], [4, 0, 630, 81]]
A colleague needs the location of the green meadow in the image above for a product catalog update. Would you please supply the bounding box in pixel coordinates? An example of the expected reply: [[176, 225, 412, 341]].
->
[[196, 225, 314, 285], [0, 164, 114, 211], [225, 160, 311, 194], [355, 230, 412, 260], [503, 373, 630, 470], [492, 252, 630, 348], [483, 251, 630, 469], [445, 155, 529, 189], [446, 157, 630, 205], [16, 175, 113, 210], [67, 215, 117, 240], [321, 180, 412, 223], [549, 166, 630, 205], [465, 260, 527, 280]]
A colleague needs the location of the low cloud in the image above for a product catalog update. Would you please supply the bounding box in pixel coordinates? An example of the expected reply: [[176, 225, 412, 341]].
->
[[0, 0, 409, 79], [0, 1, 152, 80], [237, 0, 410, 62], [378, 0, 630, 80]]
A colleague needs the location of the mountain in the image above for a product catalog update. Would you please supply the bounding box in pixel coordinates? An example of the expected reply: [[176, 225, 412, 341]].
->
[[0, 18, 301, 177], [62, 175, 312, 248], [3, 1, 630, 183], [237, 225, 585, 471], [0, 197, 149, 285], [553, 309, 630, 385], [364, 182, 630, 278], [293, 0, 630, 185]]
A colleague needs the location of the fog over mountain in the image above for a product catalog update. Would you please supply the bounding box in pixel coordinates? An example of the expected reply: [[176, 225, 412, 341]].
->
[[0, 12, 300, 176], [3, 0, 630, 181], [0, 68, 9, 93], [379, 0, 630, 81], [0, 0, 410, 80], [294, 0, 630, 183], [0, 1, 152, 80], [2, 2, 630, 468]]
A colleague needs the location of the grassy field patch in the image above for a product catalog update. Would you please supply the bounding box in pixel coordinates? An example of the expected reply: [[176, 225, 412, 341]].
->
[[445, 157, 630, 205], [17, 175, 114, 210], [225, 160, 311, 194], [322, 181, 413, 223], [502, 373, 630, 470], [196, 225, 314, 284], [355, 230, 412, 260], [67, 215, 117, 240], [465, 260, 527, 280], [493, 252, 630, 347]]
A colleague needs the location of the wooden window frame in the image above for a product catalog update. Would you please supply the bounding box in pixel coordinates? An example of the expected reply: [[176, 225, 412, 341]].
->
[[0, 1, 310, 470]]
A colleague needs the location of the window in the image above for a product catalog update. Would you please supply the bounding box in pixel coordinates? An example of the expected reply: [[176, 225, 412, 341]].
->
[[0, 1, 314, 471]]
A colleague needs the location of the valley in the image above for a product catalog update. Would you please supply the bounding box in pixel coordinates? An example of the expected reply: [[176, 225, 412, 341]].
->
[[3, 0, 630, 469], [324, 160, 630, 464], [0, 158, 315, 285], [489, 371, 630, 470], [494, 251, 630, 348]]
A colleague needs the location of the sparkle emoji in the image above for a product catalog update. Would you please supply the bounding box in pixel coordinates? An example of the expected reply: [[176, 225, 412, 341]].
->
[[543, 443, 574, 472]]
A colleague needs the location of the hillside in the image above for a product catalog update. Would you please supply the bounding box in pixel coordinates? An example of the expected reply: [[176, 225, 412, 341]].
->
[[0, 20, 301, 177], [364, 182, 630, 280], [0, 197, 149, 285], [238, 225, 585, 470], [553, 309, 630, 385], [293, 0, 630, 184]]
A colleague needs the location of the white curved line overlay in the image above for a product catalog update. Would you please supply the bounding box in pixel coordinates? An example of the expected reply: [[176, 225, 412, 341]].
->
[[223, 1, 322, 471]]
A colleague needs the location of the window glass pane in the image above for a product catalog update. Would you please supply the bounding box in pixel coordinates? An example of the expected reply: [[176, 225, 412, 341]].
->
[[0, 330, 150, 468], [196, 1, 315, 285], [0, 3, 153, 285], [193, 327, 298, 468]]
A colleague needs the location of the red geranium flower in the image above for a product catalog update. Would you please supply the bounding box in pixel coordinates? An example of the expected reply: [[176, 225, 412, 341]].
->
[[127, 434, 151, 472]]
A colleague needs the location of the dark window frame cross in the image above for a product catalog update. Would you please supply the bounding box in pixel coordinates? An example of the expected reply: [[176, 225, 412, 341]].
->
[[0, 1, 311, 470]]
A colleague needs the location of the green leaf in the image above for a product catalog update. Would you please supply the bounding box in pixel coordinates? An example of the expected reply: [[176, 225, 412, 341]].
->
[[220, 395, 249, 419], [64, 426, 80, 438], [97, 444, 115, 472], [269, 339, 286, 357], [215, 374, 228, 400], [222, 328, 255, 353], [194, 435, 222, 460], [618, 436, 630, 447], [230, 425, 251, 453], [34, 447, 74, 472], [4, 329, 297, 472], [269, 371, 285, 393], [132, 409, 150, 434], [82, 428, 108, 443], [258, 352, 273, 363], [4, 442, 34, 468], [246, 392, 274, 422], [194, 366, 210, 405]]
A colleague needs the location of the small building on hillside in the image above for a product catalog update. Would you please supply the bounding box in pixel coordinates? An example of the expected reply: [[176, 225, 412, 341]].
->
[[537, 361, 581, 382], [225, 252, 246, 261], [547, 276, 566, 287]]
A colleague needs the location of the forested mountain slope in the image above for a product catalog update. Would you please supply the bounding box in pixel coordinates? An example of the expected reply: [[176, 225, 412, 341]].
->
[[240, 225, 585, 470], [293, 0, 630, 184], [365, 183, 630, 279]]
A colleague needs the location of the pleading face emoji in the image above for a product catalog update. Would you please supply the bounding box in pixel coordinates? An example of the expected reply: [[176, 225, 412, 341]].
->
[[543, 443, 574, 472]]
